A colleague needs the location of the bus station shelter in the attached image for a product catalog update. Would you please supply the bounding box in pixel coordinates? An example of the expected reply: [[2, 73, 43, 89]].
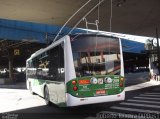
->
[[0, 0, 159, 83]]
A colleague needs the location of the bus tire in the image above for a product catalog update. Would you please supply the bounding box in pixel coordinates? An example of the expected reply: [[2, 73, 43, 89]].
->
[[44, 86, 51, 106]]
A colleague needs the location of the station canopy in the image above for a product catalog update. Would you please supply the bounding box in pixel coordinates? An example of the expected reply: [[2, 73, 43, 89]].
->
[[0, 0, 158, 68], [0, 0, 160, 37]]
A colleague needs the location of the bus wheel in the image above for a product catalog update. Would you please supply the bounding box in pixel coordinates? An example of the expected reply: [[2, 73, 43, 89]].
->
[[44, 86, 51, 106]]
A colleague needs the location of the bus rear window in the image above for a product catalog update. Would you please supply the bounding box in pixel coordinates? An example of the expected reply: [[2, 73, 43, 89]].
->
[[71, 35, 121, 77]]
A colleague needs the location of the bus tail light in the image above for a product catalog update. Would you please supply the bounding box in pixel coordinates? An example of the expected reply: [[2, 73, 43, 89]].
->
[[119, 83, 123, 87], [119, 78, 124, 87], [72, 80, 77, 85], [73, 86, 78, 91], [120, 78, 124, 82]]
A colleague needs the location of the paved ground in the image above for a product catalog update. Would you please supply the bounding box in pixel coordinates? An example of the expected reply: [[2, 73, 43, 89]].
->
[[125, 72, 149, 86], [0, 89, 46, 113], [0, 82, 26, 89], [0, 72, 160, 119]]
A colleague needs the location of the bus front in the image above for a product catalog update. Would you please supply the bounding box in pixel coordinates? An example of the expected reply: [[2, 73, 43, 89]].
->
[[66, 35, 125, 106]]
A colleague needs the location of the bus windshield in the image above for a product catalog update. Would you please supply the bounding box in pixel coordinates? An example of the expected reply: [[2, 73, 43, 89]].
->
[[71, 35, 121, 77]]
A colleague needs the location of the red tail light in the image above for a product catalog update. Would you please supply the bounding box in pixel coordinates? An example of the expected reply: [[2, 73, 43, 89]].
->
[[73, 86, 78, 91], [119, 83, 123, 87], [72, 80, 77, 85], [119, 78, 124, 87]]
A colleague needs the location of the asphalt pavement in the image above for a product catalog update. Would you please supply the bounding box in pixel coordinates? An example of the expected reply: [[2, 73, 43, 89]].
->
[[125, 72, 149, 86]]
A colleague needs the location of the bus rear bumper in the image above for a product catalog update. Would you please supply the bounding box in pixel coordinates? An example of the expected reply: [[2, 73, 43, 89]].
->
[[66, 91, 125, 107]]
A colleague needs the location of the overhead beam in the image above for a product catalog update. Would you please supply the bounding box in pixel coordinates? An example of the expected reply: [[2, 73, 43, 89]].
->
[[0, 19, 86, 43]]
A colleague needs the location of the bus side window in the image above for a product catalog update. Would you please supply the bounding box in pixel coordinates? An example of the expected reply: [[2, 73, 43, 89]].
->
[[48, 46, 59, 81], [31, 58, 39, 79], [59, 43, 65, 82], [48, 43, 65, 82]]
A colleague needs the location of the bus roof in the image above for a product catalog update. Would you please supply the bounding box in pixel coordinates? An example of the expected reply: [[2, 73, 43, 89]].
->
[[27, 35, 68, 62], [26, 33, 119, 62]]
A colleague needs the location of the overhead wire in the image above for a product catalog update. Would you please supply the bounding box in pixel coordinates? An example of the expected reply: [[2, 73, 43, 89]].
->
[[93, 0, 101, 74], [53, 0, 92, 42], [108, 0, 113, 63], [110, 0, 113, 32], [69, 0, 105, 34]]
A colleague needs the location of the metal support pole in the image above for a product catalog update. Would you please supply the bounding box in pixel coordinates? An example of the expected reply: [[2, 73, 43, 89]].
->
[[156, 28, 160, 73], [151, 39, 154, 62], [8, 50, 14, 84]]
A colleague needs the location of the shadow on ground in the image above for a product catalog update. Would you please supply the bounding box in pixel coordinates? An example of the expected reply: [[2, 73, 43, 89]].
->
[[8, 100, 121, 119]]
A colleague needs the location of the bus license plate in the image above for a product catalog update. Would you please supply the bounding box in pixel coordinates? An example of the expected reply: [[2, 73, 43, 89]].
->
[[96, 90, 106, 95]]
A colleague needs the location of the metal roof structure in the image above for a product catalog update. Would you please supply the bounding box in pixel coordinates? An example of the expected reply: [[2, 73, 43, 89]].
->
[[0, 0, 152, 68], [0, 0, 160, 38], [122, 39, 145, 54], [0, 0, 154, 83], [0, 18, 86, 43]]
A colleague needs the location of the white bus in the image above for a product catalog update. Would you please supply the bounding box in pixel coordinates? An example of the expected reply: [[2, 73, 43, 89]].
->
[[26, 34, 125, 107]]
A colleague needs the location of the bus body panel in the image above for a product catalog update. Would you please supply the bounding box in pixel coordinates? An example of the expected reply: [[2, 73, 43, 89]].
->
[[47, 81, 66, 106], [64, 35, 76, 83], [65, 35, 125, 106], [26, 36, 66, 107], [27, 78, 46, 97], [66, 90, 125, 106], [119, 38, 124, 77], [27, 78, 66, 106]]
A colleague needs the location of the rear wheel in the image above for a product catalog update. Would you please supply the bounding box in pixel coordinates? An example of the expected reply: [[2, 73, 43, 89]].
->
[[44, 86, 51, 106]]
